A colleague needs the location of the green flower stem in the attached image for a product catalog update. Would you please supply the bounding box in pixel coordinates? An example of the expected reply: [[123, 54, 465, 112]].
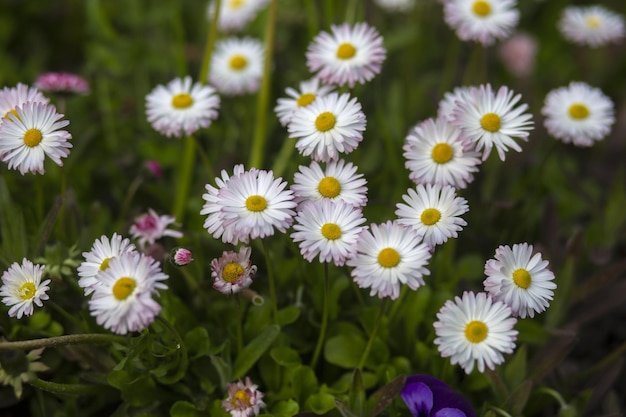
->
[[236, 295, 244, 353], [305, 0, 320, 39], [324, 0, 335, 26], [172, 135, 196, 222], [0, 334, 128, 351], [261, 239, 278, 323], [28, 378, 106, 396], [386, 285, 408, 324], [485, 367, 509, 404], [536, 387, 568, 408], [357, 298, 388, 370], [270, 135, 296, 179], [154, 316, 189, 384], [311, 263, 330, 369], [199, 0, 221, 85], [488, 406, 515, 417], [248, 0, 277, 168]]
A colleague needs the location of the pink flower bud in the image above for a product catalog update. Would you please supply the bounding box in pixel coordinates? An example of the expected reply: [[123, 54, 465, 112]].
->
[[172, 248, 193, 266]]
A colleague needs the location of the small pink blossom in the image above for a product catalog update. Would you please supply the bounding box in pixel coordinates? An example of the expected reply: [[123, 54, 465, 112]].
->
[[129, 209, 183, 249], [34, 72, 90, 95], [172, 248, 193, 266], [498, 33, 537, 78], [146, 160, 162, 178], [211, 246, 257, 295], [222, 377, 265, 417]]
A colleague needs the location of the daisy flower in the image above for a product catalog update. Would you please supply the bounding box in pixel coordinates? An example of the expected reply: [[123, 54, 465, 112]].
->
[[145, 76, 220, 138], [541, 82, 615, 147], [209, 37, 264, 96], [443, 0, 520, 46], [498, 32, 537, 78], [306, 22, 386, 88], [129, 209, 183, 249], [0, 259, 50, 319], [291, 159, 368, 207], [287, 92, 366, 162], [434, 291, 518, 374], [484, 243, 556, 319], [78, 233, 137, 295], [395, 184, 469, 248], [34, 72, 90, 95], [88, 252, 168, 335], [222, 376, 266, 417], [347, 221, 431, 300], [451, 83, 533, 161], [437, 86, 475, 122], [0, 83, 49, 123], [201, 164, 247, 243], [211, 246, 257, 295], [403, 118, 481, 189], [207, 0, 269, 32], [0, 101, 72, 175], [558, 5, 625, 48], [217, 169, 297, 244], [274, 78, 334, 127], [291, 199, 366, 266]]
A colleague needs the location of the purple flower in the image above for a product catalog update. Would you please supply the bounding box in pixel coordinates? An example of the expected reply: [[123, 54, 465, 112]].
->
[[400, 375, 476, 417]]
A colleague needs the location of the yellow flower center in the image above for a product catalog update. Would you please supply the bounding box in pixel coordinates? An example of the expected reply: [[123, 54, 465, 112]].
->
[[464, 320, 488, 343], [296, 93, 316, 107], [321, 223, 342, 240], [431, 143, 454, 164], [586, 15, 601, 29], [245, 195, 267, 212], [472, 1, 492, 17], [99, 257, 113, 271], [223, 263, 245, 283], [336, 42, 357, 59], [231, 389, 251, 407], [112, 277, 136, 301], [480, 112, 501, 133], [171, 93, 194, 109], [229, 55, 248, 70], [318, 176, 341, 198], [315, 111, 336, 132], [377, 248, 400, 268], [228, 0, 244, 9], [3, 109, 20, 121], [420, 208, 441, 226], [512, 268, 532, 289], [568, 103, 590, 120], [18, 282, 36, 300], [23, 128, 43, 147]]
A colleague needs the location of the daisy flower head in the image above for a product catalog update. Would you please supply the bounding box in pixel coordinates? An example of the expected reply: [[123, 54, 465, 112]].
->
[[0, 259, 50, 319], [0, 101, 72, 175], [558, 5, 625, 48], [207, 0, 269, 32], [451, 83, 533, 161], [403, 118, 481, 189], [218, 169, 297, 244], [541, 82, 615, 147], [211, 246, 257, 295], [437, 85, 475, 122], [443, 0, 520, 46], [347, 221, 431, 300], [88, 252, 168, 335], [201, 164, 247, 243], [395, 184, 469, 248], [287, 92, 366, 162], [222, 376, 266, 417], [209, 37, 264, 96], [292, 159, 367, 207], [0, 83, 49, 125], [275, 78, 335, 127], [434, 291, 518, 374], [306, 22, 386, 88], [145, 76, 220, 138], [291, 199, 366, 266], [498, 32, 537, 78], [129, 209, 183, 249], [484, 243, 556, 319], [78, 233, 137, 295], [34, 72, 90, 95]]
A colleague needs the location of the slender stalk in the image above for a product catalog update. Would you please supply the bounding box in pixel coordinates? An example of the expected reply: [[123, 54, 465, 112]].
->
[[172, 135, 196, 222], [311, 263, 330, 369], [0, 334, 128, 351], [305, 0, 320, 39], [199, 0, 221, 84], [248, 0, 278, 168], [236, 295, 244, 353], [386, 285, 408, 324], [485, 367, 509, 404], [261, 239, 278, 323], [154, 316, 189, 384], [357, 298, 388, 369], [28, 378, 105, 395]]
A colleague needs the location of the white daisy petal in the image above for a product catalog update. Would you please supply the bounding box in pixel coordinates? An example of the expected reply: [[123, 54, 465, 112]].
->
[[274, 78, 335, 127], [210, 37, 264, 96]]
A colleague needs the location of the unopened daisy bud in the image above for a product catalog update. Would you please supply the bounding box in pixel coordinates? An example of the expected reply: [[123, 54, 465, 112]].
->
[[498, 32, 537, 78], [146, 160, 162, 178], [171, 248, 193, 266], [34, 72, 90, 95]]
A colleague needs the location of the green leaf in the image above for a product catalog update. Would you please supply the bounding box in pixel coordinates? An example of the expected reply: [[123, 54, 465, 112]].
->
[[210, 355, 232, 389], [367, 375, 407, 417], [292, 366, 319, 405], [277, 306, 301, 326], [271, 399, 300, 417], [169, 401, 205, 417], [184, 327, 211, 360], [324, 334, 366, 369], [335, 399, 359, 417], [306, 392, 335, 415], [348, 368, 366, 417], [504, 344, 527, 389], [232, 324, 280, 379], [270, 345, 301, 367]]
